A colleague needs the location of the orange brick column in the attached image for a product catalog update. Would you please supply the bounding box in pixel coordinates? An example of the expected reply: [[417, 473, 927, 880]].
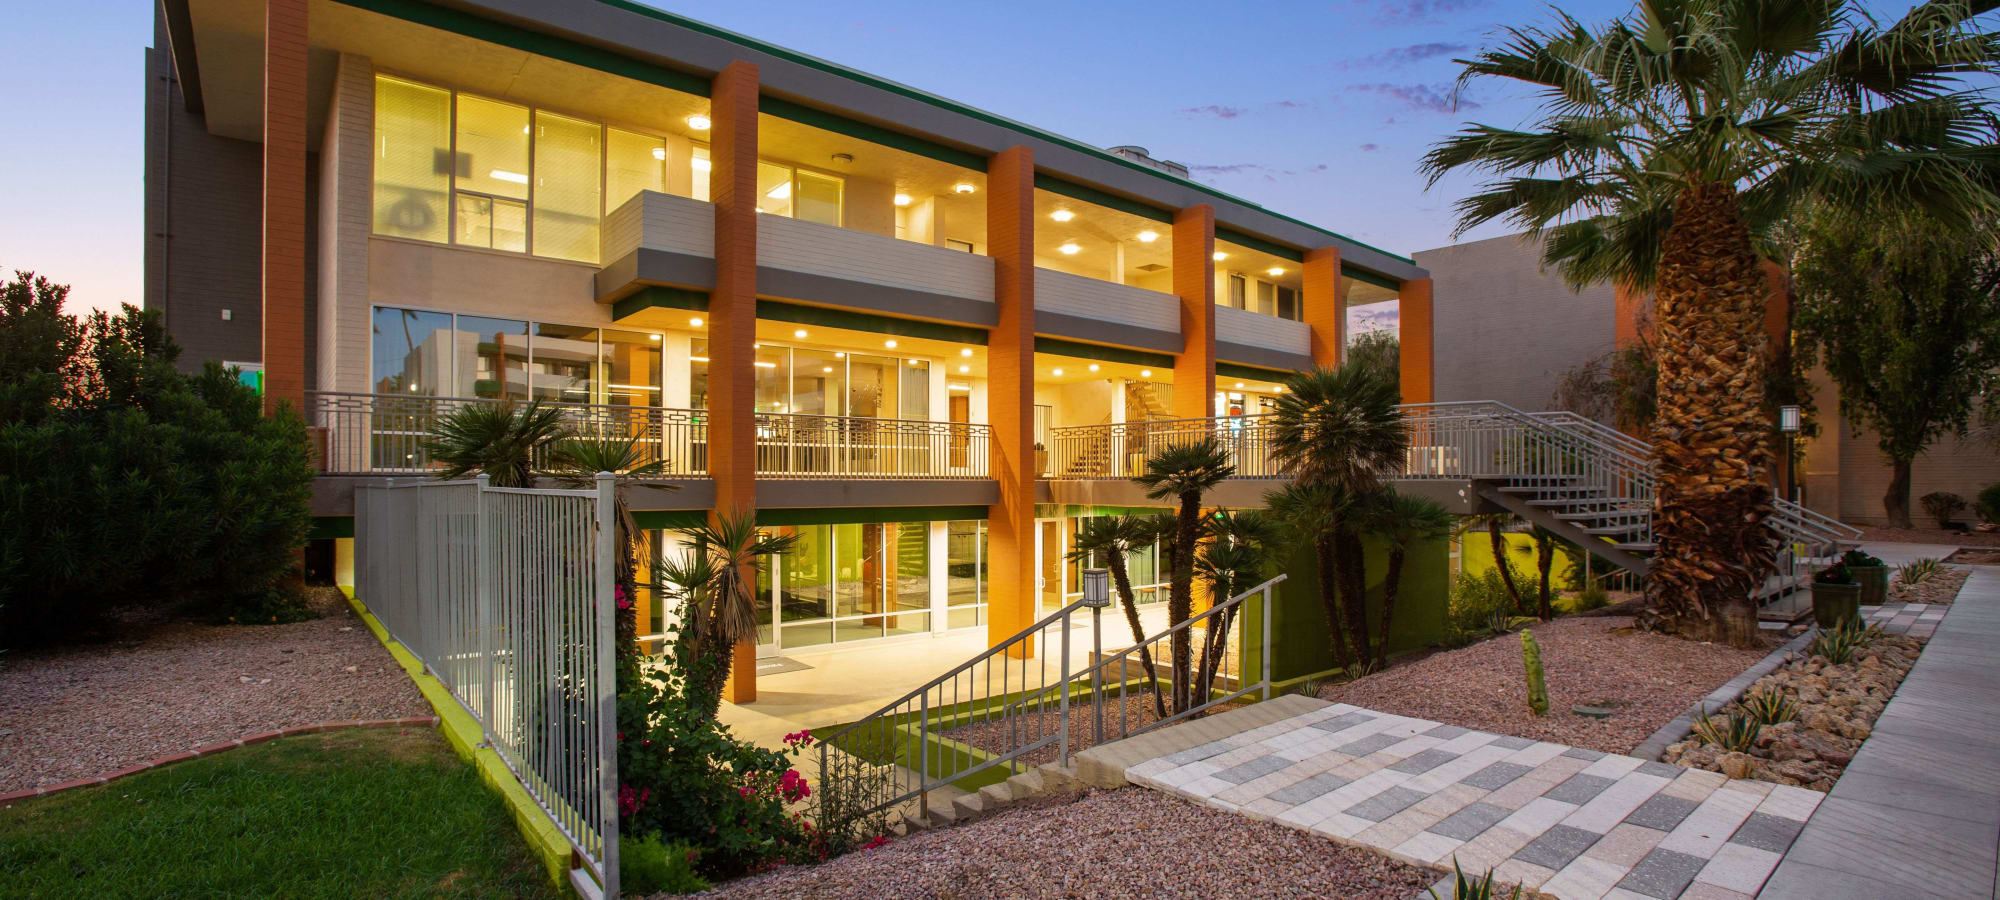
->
[[1172, 205, 1217, 418], [708, 62, 761, 703], [261, 0, 309, 417], [986, 146, 1037, 658], [1613, 281, 1650, 349], [1302, 246, 1344, 369], [1398, 277, 1434, 404]]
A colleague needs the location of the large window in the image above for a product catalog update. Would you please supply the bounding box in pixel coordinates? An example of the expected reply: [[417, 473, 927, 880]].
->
[[754, 161, 844, 227], [533, 111, 603, 263], [768, 521, 936, 649], [1219, 271, 1301, 321], [606, 127, 668, 213], [946, 520, 987, 629], [371, 306, 661, 403], [719, 343, 930, 419], [372, 78, 452, 244]]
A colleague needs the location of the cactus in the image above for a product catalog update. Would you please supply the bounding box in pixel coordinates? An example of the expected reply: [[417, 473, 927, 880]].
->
[[1521, 630, 1548, 716]]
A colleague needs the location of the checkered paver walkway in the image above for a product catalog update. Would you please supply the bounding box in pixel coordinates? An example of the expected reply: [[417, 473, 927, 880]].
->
[[1124, 703, 1823, 900], [1863, 602, 1945, 638]]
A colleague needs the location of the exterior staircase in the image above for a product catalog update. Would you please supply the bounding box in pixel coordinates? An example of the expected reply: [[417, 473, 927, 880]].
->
[[1124, 381, 1172, 422]]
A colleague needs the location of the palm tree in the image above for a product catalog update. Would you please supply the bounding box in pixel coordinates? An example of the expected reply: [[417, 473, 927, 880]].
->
[[1193, 510, 1279, 700], [547, 435, 673, 671], [1458, 513, 1531, 616], [1360, 491, 1455, 669], [1263, 481, 1357, 670], [1133, 437, 1234, 713], [424, 399, 569, 486], [658, 509, 799, 718], [1066, 514, 1165, 716], [1421, 0, 2000, 646]]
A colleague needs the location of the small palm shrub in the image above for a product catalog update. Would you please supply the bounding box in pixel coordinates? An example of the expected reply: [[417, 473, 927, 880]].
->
[[1691, 706, 1761, 753], [1809, 618, 1879, 665], [1521, 630, 1548, 717], [1446, 569, 1513, 641], [1979, 483, 2000, 525], [1489, 609, 1536, 636], [1921, 492, 1967, 528], [1898, 558, 1944, 585], [620, 835, 710, 895], [1742, 691, 1800, 726], [1429, 859, 1521, 900]]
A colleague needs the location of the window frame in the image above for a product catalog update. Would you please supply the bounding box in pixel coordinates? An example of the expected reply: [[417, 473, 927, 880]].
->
[[368, 302, 665, 405]]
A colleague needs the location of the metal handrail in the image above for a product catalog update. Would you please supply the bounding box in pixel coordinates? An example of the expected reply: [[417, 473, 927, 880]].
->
[[754, 410, 990, 479]]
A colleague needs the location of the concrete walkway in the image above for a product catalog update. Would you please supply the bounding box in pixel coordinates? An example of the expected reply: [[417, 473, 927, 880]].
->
[[1758, 566, 2000, 900], [1103, 697, 1823, 899]]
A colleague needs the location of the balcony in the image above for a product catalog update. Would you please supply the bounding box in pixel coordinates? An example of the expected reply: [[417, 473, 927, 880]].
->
[[758, 213, 994, 306], [308, 392, 989, 480], [1214, 304, 1309, 361], [1033, 267, 1182, 351]]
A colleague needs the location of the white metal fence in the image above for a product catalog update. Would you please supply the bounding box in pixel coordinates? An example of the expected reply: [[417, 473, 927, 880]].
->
[[355, 475, 619, 899]]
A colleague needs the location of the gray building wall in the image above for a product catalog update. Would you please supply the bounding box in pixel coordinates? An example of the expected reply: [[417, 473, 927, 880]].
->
[[145, 10, 317, 384], [1415, 233, 1615, 412]]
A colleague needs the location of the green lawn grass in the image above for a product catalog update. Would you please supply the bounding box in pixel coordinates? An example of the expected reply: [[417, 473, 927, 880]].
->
[[0, 727, 561, 899]]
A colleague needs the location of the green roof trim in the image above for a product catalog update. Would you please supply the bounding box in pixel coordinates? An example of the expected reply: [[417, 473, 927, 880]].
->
[[613, 285, 709, 320], [632, 509, 709, 530], [1343, 265, 1404, 291], [1035, 174, 1173, 225], [335, 0, 711, 96], [310, 516, 355, 540], [757, 300, 989, 345], [757, 505, 989, 526], [1033, 338, 1175, 369], [1218, 362, 1302, 383], [1217, 228, 1305, 263], [760, 96, 987, 172]]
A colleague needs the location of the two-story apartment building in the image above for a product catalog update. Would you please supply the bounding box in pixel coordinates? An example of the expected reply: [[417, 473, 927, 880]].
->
[[145, 0, 1433, 704]]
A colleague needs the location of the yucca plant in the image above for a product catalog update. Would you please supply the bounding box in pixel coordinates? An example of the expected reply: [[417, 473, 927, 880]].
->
[[1488, 609, 1536, 637], [424, 398, 570, 487], [1429, 858, 1522, 900], [1898, 557, 1944, 586], [1809, 617, 1881, 665], [1691, 705, 1762, 752], [1742, 691, 1800, 726]]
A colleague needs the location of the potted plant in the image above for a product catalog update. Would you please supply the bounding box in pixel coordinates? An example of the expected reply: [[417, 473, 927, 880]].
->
[[1034, 442, 1049, 476], [1840, 548, 1888, 605], [1811, 565, 1861, 629]]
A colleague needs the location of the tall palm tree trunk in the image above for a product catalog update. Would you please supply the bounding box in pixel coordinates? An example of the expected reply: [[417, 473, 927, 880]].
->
[[1335, 528, 1372, 665], [1488, 520, 1529, 614], [1535, 530, 1555, 622], [1107, 553, 1168, 718], [1169, 491, 1202, 714], [1373, 547, 1406, 670], [1314, 534, 1352, 670], [1649, 183, 1774, 648]]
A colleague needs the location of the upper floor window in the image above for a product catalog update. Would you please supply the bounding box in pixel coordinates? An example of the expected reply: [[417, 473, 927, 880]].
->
[[371, 305, 661, 406], [755, 162, 844, 227], [1219, 271, 1301, 321]]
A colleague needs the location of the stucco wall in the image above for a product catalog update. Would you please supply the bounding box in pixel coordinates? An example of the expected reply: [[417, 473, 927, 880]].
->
[[1414, 233, 1615, 412]]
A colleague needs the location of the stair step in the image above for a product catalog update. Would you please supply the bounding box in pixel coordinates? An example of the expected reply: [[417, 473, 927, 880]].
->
[[1581, 523, 1649, 536], [1612, 541, 1656, 553], [1498, 485, 1605, 496], [1551, 508, 1648, 521]]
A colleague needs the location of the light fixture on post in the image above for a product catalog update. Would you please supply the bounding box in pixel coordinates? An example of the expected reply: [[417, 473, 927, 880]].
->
[[1779, 405, 1802, 503], [1081, 568, 1111, 608]]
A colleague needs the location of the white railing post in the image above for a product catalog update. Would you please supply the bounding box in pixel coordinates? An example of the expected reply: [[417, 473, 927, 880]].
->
[[1261, 583, 1274, 701], [592, 471, 620, 900], [1058, 609, 1073, 767], [475, 474, 496, 737]]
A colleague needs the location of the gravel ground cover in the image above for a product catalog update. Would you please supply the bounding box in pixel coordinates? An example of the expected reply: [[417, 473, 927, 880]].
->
[[1857, 525, 2000, 547], [1889, 565, 1971, 604], [693, 787, 1436, 900], [1663, 631, 1925, 791], [0, 589, 427, 793], [1318, 616, 1773, 754], [943, 691, 1203, 768], [1946, 547, 2000, 565]]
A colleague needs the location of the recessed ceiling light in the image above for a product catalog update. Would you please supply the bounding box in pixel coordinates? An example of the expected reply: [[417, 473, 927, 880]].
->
[[651, 147, 666, 161], [689, 316, 704, 327], [1058, 242, 1081, 255], [1139, 369, 1152, 378], [953, 183, 975, 194], [958, 364, 969, 373], [893, 193, 912, 207], [1051, 210, 1075, 222], [1267, 267, 1285, 277], [1053, 367, 1064, 376], [960, 348, 973, 357], [822, 366, 833, 373], [686, 114, 712, 130], [1088, 363, 1100, 372], [835, 351, 846, 358], [648, 334, 661, 341], [1213, 251, 1228, 261], [885, 339, 898, 349], [794, 329, 808, 338], [1275, 385, 1286, 392], [1137, 230, 1159, 243], [1235, 382, 1246, 389], [907, 358, 920, 366]]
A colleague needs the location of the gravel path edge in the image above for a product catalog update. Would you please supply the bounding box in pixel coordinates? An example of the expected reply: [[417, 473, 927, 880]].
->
[[1631, 628, 1815, 761]]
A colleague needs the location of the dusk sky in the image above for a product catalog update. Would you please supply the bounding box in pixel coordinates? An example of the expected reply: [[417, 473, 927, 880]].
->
[[0, 0, 1669, 319]]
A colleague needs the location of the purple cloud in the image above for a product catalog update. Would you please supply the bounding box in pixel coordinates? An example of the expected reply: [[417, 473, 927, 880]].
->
[[1180, 105, 1247, 119], [1352, 83, 1476, 113], [1363, 0, 1488, 25], [1360, 143, 1381, 152], [1333, 42, 1470, 70]]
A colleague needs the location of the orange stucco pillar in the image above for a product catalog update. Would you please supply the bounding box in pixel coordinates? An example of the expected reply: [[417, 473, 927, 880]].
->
[[1303, 246, 1344, 369], [261, 0, 308, 417], [986, 146, 1037, 658], [709, 62, 761, 703], [1398, 277, 1434, 404], [1613, 281, 1651, 350], [1172, 205, 1217, 418]]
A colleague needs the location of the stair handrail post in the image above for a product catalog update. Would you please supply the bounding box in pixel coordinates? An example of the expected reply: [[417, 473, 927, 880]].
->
[[1058, 607, 1073, 768], [1091, 603, 1104, 747], [1261, 581, 1274, 701], [918, 691, 929, 821]]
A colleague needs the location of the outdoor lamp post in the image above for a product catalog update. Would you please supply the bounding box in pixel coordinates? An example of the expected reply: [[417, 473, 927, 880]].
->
[[1779, 405, 1802, 503], [1081, 568, 1111, 608], [1080, 567, 1110, 745]]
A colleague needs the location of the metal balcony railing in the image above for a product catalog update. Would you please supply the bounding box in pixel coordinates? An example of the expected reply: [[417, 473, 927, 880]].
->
[[307, 392, 990, 480]]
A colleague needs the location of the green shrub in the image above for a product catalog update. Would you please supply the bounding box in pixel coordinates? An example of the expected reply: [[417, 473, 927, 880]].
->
[[1565, 583, 1611, 614], [1978, 483, 2000, 525], [1839, 548, 1884, 568], [620, 835, 710, 895], [1521, 630, 1548, 716], [1921, 491, 1967, 528], [1447, 569, 1514, 641], [0, 278, 314, 647]]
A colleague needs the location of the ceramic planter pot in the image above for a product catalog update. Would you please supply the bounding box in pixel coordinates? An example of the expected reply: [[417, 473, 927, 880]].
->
[[1850, 565, 1889, 605], [1812, 581, 1862, 628]]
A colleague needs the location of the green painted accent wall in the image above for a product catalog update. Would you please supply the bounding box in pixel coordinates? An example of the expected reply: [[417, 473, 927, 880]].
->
[[1345, 265, 1404, 291], [1461, 531, 1587, 589], [310, 516, 354, 540], [1217, 361, 1301, 383], [613, 285, 709, 320], [1218, 227, 1305, 262], [1260, 535, 1450, 681], [1033, 337, 1175, 369], [756, 300, 989, 344]]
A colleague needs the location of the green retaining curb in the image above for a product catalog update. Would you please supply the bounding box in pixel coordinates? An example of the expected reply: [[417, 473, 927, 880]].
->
[[340, 588, 575, 892]]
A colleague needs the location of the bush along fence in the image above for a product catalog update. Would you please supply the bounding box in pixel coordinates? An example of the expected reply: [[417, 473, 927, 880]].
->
[[355, 475, 618, 900]]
